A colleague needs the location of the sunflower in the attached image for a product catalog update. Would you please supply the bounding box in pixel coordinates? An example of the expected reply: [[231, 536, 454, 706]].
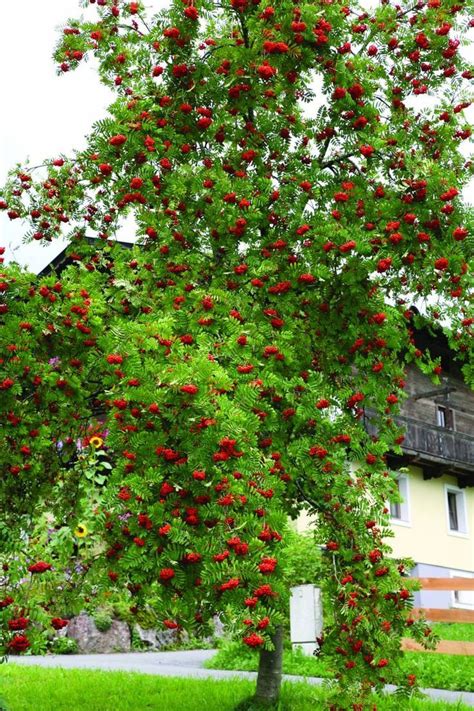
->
[[74, 524, 88, 538], [89, 436, 104, 449]]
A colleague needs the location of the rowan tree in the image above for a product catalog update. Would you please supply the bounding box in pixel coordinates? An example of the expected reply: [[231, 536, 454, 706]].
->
[[0, 0, 473, 708]]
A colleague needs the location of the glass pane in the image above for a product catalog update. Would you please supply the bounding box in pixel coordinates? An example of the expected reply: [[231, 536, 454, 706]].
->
[[448, 492, 459, 530], [437, 408, 446, 427], [390, 501, 402, 519], [390, 477, 402, 519]]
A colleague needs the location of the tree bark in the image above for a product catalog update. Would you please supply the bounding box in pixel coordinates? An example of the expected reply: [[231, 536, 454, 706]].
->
[[254, 626, 284, 707]]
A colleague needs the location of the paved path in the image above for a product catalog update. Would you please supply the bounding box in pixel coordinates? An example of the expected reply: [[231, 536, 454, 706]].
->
[[9, 650, 474, 707]]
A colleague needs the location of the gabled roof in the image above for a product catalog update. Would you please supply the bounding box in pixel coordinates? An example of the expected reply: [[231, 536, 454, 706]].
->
[[38, 237, 134, 277]]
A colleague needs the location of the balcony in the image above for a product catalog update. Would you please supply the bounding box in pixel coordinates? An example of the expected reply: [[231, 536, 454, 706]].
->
[[364, 413, 474, 487]]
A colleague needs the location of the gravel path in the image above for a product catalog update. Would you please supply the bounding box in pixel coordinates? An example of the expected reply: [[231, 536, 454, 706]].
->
[[9, 649, 474, 707]]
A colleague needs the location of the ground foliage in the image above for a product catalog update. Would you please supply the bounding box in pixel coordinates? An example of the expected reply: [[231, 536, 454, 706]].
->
[[0, 0, 473, 708]]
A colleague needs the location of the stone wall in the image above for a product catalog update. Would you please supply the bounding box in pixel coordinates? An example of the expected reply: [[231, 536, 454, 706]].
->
[[63, 613, 223, 654]]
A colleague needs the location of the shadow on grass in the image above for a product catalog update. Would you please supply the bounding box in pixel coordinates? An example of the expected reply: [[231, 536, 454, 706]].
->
[[233, 697, 289, 711]]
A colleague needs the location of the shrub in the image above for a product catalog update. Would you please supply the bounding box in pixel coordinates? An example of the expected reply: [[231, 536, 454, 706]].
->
[[281, 530, 323, 588], [92, 612, 113, 634], [50, 637, 79, 655]]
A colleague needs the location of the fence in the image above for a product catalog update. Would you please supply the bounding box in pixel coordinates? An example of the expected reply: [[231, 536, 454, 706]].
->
[[401, 577, 474, 656]]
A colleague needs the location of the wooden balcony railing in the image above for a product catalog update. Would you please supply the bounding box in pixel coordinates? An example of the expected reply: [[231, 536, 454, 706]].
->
[[364, 412, 474, 478], [396, 415, 474, 468]]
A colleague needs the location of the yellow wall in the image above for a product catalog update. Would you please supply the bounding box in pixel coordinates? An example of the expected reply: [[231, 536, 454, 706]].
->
[[389, 466, 474, 571], [294, 510, 315, 535], [295, 466, 474, 572]]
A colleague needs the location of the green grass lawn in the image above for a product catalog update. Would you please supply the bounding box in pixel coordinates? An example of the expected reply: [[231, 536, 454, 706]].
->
[[431, 623, 473, 642], [205, 623, 474, 693], [0, 666, 471, 711]]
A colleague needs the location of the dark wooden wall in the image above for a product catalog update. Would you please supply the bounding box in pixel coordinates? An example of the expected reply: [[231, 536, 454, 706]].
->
[[403, 366, 474, 437]]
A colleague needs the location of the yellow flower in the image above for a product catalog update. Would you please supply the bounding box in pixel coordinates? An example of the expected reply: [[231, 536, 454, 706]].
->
[[74, 524, 88, 538], [89, 436, 104, 449]]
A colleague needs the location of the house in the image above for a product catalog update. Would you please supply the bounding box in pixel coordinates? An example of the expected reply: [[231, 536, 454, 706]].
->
[[295, 323, 473, 610], [376, 325, 474, 610], [37, 237, 133, 277]]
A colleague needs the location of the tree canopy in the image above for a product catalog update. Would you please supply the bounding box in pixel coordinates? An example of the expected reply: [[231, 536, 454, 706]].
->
[[0, 0, 472, 707]]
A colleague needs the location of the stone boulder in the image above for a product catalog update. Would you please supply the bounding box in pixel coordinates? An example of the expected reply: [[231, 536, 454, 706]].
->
[[134, 625, 177, 650], [212, 615, 225, 639], [66, 613, 131, 654], [133, 615, 223, 650]]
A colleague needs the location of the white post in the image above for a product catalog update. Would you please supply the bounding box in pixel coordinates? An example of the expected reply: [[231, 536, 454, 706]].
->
[[290, 584, 323, 656]]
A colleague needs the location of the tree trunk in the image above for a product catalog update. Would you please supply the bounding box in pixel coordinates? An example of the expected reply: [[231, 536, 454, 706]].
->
[[254, 626, 284, 707]]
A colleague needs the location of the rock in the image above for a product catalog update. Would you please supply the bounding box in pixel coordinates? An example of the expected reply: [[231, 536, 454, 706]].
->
[[133, 616, 224, 651], [134, 625, 178, 650], [134, 625, 158, 648], [212, 615, 225, 639], [66, 613, 130, 654]]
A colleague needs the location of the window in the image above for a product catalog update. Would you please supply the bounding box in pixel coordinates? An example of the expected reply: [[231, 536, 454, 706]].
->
[[389, 474, 410, 525], [451, 571, 474, 610], [436, 406, 453, 429], [447, 492, 458, 530], [445, 486, 468, 535], [390, 498, 401, 520]]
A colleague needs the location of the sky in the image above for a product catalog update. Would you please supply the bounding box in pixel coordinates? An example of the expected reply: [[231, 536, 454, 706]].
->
[[0, 1, 472, 273], [0, 1, 114, 273]]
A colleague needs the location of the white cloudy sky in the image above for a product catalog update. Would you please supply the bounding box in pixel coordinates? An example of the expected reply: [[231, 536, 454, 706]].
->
[[0, 1, 114, 272], [0, 1, 472, 273]]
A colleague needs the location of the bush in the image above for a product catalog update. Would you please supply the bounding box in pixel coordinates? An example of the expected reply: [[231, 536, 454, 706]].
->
[[281, 530, 323, 588], [50, 637, 79, 655], [112, 599, 159, 631], [26, 634, 49, 657], [93, 611, 113, 633]]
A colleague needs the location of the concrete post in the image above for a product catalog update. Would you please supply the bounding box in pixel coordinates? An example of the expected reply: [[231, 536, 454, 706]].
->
[[290, 584, 323, 656]]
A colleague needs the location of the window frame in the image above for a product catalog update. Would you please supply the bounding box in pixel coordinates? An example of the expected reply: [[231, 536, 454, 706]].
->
[[436, 406, 446, 428], [450, 570, 474, 610], [389, 473, 411, 527], [436, 405, 455, 430], [444, 485, 469, 538]]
